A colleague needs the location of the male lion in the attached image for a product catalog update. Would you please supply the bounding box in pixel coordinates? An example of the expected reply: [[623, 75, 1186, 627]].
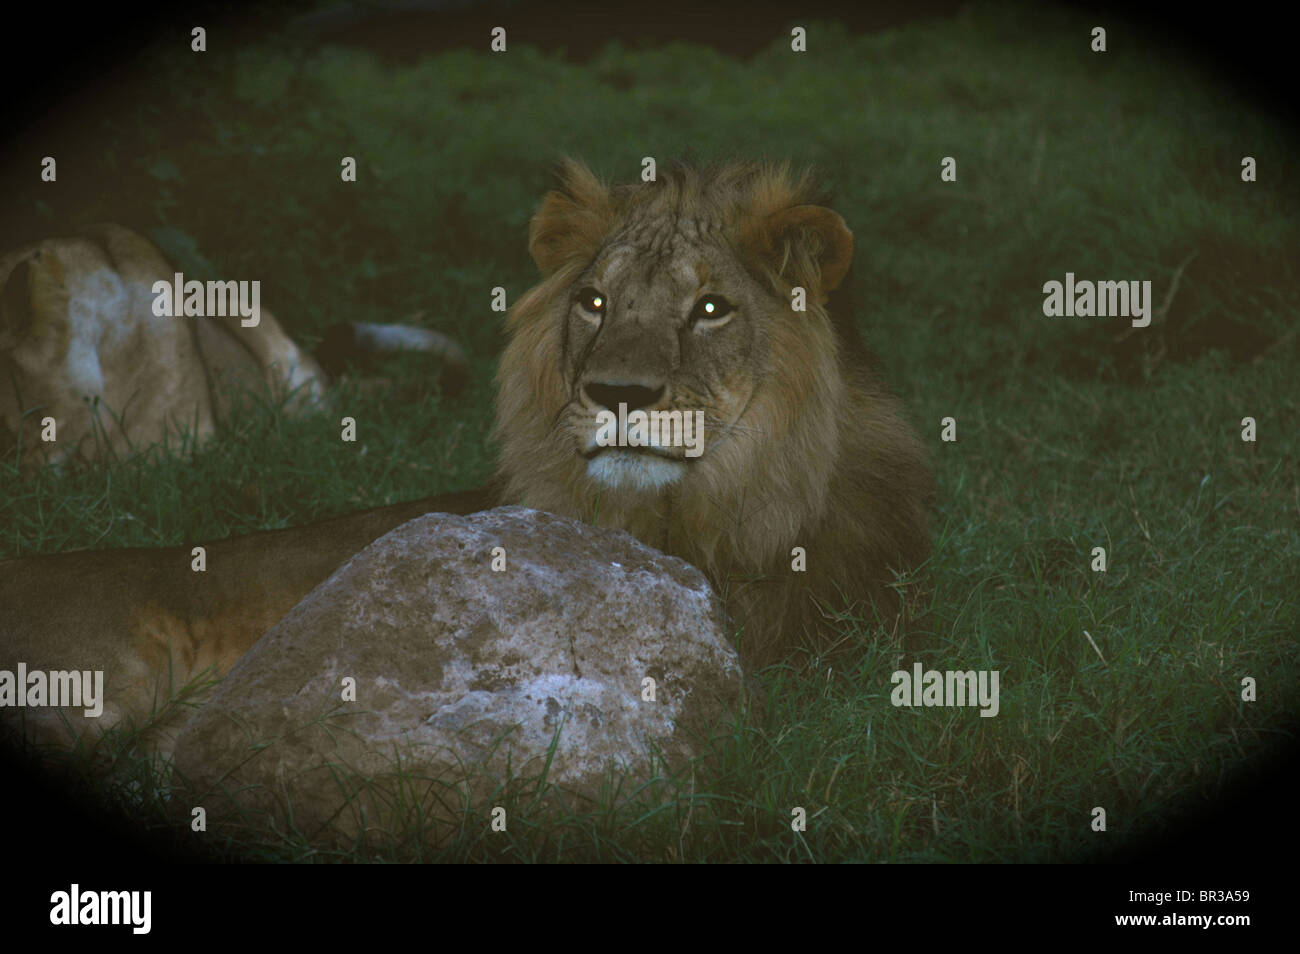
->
[[499, 159, 933, 667], [0, 160, 932, 754]]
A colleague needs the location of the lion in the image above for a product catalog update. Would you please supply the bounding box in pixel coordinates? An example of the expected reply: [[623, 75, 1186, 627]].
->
[[0, 223, 466, 470], [497, 159, 933, 667], [0, 160, 932, 756]]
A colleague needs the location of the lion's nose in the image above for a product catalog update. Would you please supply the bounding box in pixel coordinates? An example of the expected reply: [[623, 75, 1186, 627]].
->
[[583, 381, 665, 412]]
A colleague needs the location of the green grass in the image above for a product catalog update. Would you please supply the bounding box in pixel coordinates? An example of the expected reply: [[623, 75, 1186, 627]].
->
[[2, 1, 1296, 861]]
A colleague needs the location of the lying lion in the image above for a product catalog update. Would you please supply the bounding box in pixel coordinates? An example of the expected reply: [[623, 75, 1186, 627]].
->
[[0, 159, 933, 755], [0, 223, 466, 469]]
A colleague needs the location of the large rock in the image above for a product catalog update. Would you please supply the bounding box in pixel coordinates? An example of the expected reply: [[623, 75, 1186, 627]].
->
[[172, 506, 745, 846]]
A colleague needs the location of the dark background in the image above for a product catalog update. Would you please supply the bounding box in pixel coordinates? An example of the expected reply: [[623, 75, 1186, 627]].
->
[[4, 0, 1297, 131]]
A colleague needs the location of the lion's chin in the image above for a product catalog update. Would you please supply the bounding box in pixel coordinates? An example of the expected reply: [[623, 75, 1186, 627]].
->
[[585, 450, 686, 491]]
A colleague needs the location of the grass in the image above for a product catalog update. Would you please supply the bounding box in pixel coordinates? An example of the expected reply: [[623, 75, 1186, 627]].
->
[[1, 1, 1296, 862]]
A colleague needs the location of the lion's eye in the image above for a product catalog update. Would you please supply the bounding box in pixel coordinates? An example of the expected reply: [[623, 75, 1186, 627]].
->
[[577, 287, 606, 317], [690, 294, 734, 328]]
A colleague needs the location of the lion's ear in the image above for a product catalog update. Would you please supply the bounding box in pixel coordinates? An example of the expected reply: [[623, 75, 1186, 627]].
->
[[750, 204, 854, 295], [527, 159, 614, 276], [0, 250, 66, 350]]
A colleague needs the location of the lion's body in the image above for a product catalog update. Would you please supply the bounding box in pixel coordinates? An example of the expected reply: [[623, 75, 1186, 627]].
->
[[0, 488, 493, 752], [0, 161, 931, 756], [0, 224, 326, 469]]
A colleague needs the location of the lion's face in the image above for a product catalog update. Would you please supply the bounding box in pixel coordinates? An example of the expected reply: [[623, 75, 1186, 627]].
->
[[491, 157, 884, 597], [497, 159, 856, 508], [556, 228, 772, 491]]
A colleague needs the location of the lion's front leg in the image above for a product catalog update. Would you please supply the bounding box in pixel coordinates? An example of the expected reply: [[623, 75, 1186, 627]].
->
[[0, 488, 496, 758]]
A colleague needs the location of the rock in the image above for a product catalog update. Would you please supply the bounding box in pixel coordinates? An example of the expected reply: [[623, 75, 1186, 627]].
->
[[171, 506, 745, 847]]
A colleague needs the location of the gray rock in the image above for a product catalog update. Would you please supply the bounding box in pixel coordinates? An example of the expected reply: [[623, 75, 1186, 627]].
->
[[171, 506, 745, 847]]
